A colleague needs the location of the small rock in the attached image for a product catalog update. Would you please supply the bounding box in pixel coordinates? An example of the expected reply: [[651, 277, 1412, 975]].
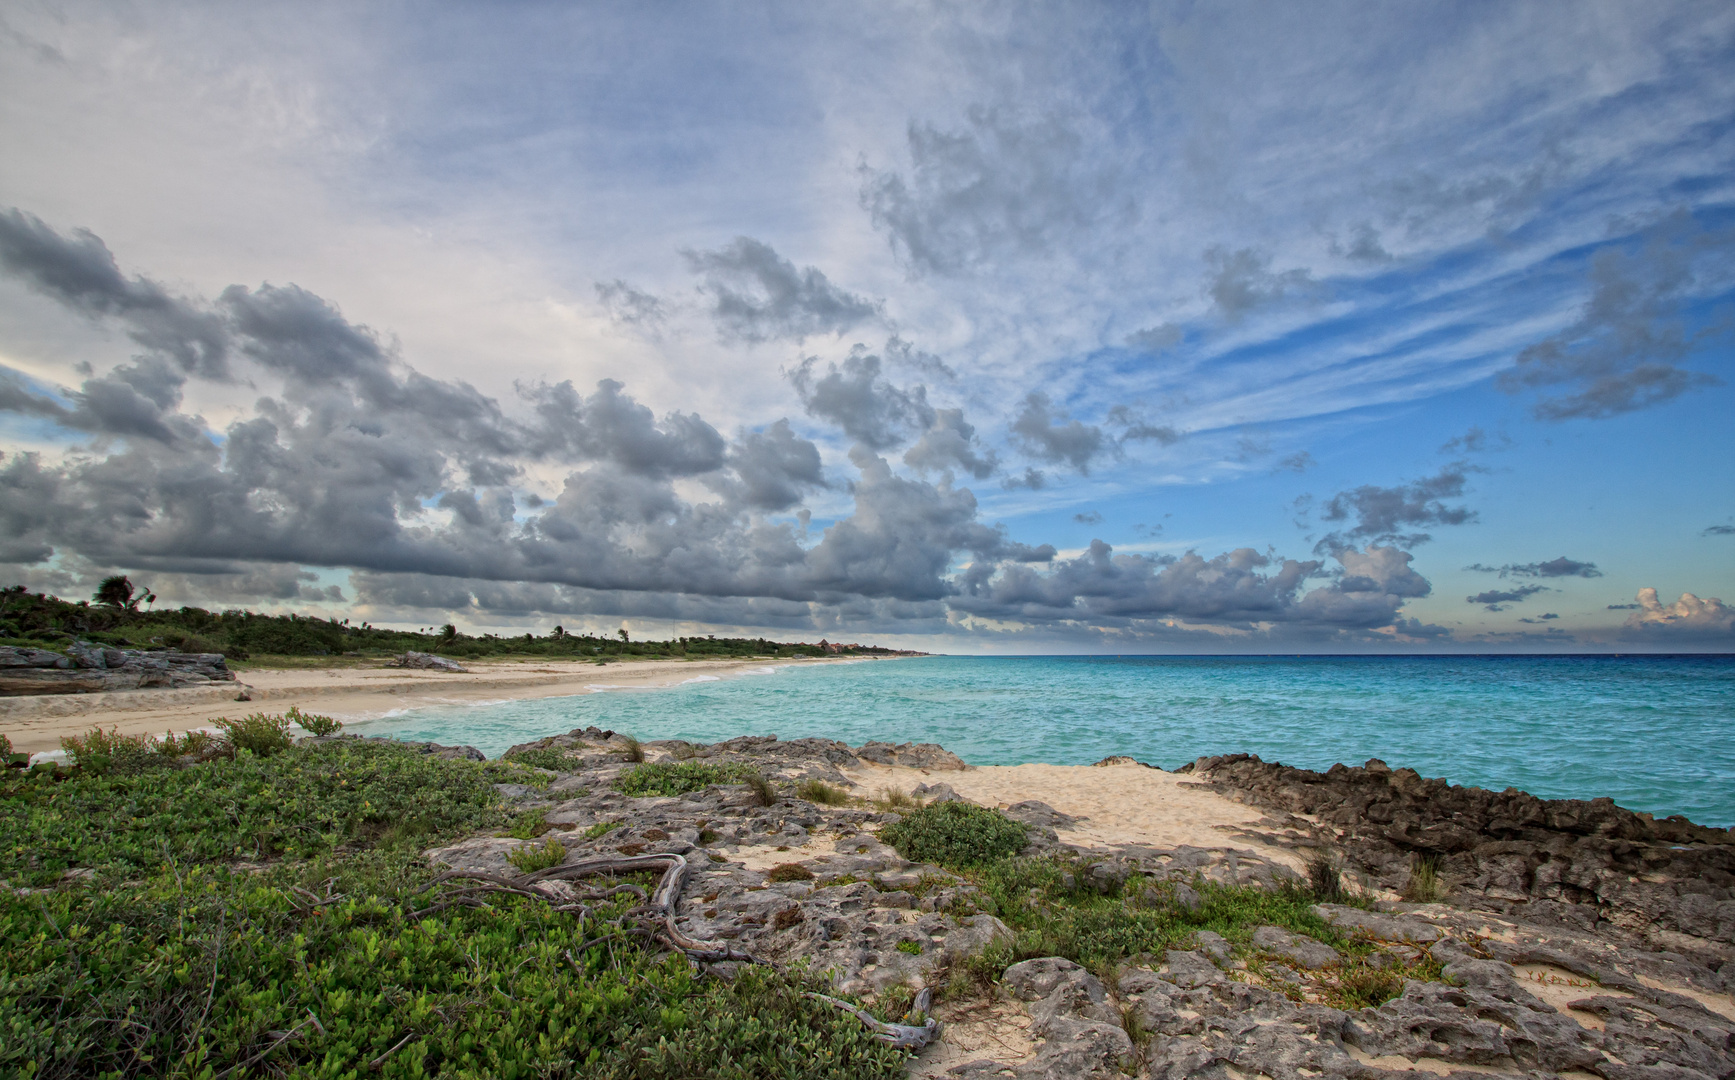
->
[[1250, 925, 1340, 970]]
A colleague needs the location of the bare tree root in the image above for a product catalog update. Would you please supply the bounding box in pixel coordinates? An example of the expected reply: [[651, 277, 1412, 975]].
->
[[415, 852, 763, 964], [803, 987, 938, 1050]]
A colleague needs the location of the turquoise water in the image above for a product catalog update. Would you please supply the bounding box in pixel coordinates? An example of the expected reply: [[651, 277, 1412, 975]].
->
[[348, 655, 1735, 826]]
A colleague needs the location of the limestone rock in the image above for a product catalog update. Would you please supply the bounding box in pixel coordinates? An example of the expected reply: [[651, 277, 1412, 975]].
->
[[388, 651, 466, 672]]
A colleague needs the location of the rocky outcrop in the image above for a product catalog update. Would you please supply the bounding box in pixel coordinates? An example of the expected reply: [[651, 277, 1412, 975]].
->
[[1190, 753, 1735, 947], [387, 651, 466, 671], [0, 642, 235, 695]]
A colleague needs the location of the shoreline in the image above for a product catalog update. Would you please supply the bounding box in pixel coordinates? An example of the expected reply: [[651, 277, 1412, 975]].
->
[[0, 654, 877, 755]]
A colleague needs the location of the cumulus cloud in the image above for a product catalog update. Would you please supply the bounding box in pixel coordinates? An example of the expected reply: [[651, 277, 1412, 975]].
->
[[788, 349, 934, 450], [1203, 246, 1315, 322], [1105, 405, 1181, 447], [859, 107, 1133, 275], [953, 542, 1431, 635], [1620, 588, 1735, 642], [1312, 463, 1477, 553], [1466, 557, 1602, 579], [1009, 392, 1107, 473], [902, 408, 999, 480], [1467, 584, 1547, 611], [683, 236, 879, 344], [1497, 215, 1725, 420]]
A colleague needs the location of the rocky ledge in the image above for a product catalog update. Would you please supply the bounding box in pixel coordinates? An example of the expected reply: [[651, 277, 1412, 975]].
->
[[420, 730, 1734, 1080], [0, 641, 236, 695]]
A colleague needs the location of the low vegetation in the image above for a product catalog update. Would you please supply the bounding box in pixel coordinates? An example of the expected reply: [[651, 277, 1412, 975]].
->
[[795, 778, 850, 805], [880, 800, 1029, 869], [615, 760, 761, 798], [0, 739, 909, 1079]]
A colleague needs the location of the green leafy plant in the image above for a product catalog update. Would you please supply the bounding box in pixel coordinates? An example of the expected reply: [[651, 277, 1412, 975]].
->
[[507, 807, 552, 839], [503, 745, 581, 772], [507, 835, 568, 873], [880, 801, 1028, 871], [60, 726, 162, 776], [895, 939, 924, 956], [582, 820, 624, 841], [286, 705, 343, 737], [153, 728, 220, 757], [213, 712, 296, 757], [616, 761, 758, 797], [0, 733, 24, 767], [795, 778, 850, 805]]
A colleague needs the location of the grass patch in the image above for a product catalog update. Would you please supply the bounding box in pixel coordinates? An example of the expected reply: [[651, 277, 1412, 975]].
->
[[616, 761, 760, 798], [766, 862, 816, 883], [880, 801, 1028, 871], [582, 820, 625, 841], [507, 835, 569, 873], [744, 771, 776, 807], [795, 779, 850, 805], [0, 739, 909, 1079], [1402, 852, 1445, 902], [877, 787, 922, 810]]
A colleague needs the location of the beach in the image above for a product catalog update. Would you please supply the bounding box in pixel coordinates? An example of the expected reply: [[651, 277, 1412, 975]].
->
[[0, 655, 858, 756]]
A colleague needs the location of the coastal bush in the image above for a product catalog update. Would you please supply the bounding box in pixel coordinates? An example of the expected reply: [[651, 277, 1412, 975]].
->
[[213, 711, 296, 756], [766, 862, 815, 883], [795, 778, 850, 805], [286, 704, 343, 737], [60, 726, 163, 776], [0, 740, 908, 1079], [880, 801, 1028, 870], [504, 745, 582, 771], [616, 760, 759, 797], [1306, 852, 1346, 903], [745, 770, 776, 807]]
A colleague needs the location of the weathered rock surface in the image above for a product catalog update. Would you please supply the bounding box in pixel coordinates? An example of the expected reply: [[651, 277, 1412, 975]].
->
[[0, 641, 235, 695], [387, 651, 466, 671], [1190, 753, 1735, 947]]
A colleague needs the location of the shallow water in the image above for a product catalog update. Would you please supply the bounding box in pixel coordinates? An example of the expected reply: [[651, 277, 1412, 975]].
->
[[348, 654, 1735, 826]]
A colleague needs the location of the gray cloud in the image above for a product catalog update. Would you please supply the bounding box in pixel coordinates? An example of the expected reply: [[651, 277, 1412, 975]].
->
[[903, 408, 998, 480], [789, 350, 934, 450], [1073, 511, 1102, 525], [1467, 557, 1601, 579], [1003, 467, 1046, 491], [684, 236, 878, 344], [1703, 524, 1735, 537], [595, 279, 666, 329], [1125, 324, 1182, 354], [1010, 392, 1107, 473], [1497, 215, 1725, 420], [860, 107, 1134, 276], [1203, 246, 1315, 322], [1273, 451, 1315, 474], [1105, 405, 1181, 447], [712, 420, 826, 512], [1468, 585, 1547, 611], [1334, 223, 1391, 263], [1313, 463, 1478, 553], [1518, 613, 1559, 624], [953, 542, 1429, 634], [522, 378, 726, 477]]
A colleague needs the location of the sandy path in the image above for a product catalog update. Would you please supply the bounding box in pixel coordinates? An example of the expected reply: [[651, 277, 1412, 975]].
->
[[841, 760, 1308, 871], [2, 656, 857, 755]]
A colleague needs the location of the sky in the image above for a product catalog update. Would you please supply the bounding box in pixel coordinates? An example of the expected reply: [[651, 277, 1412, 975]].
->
[[0, 1, 1731, 652]]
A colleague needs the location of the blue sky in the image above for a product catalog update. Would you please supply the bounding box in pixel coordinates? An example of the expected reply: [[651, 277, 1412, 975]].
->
[[0, 2, 1730, 650]]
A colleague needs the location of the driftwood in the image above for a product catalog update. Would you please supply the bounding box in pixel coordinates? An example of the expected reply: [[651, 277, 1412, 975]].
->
[[804, 987, 938, 1050]]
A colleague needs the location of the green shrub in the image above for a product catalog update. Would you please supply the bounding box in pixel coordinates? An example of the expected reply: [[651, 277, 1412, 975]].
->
[[880, 801, 1028, 870], [507, 807, 552, 839], [286, 705, 342, 737], [616, 761, 758, 797], [0, 732, 24, 766], [60, 726, 163, 776], [795, 779, 850, 805], [214, 712, 295, 757], [503, 745, 581, 772], [153, 728, 220, 757], [895, 939, 924, 955], [582, 820, 624, 841], [507, 835, 568, 873]]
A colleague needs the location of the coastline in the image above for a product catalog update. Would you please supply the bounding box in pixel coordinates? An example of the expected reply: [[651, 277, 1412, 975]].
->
[[0, 654, 875, 755]]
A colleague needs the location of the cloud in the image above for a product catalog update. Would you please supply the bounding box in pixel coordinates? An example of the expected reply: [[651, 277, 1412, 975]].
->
[[1620, 587, 1735, 642], [1003, 467, 1046, 490], [1704, 524, 1735, 537], [1272, 451, 1315, 474], [712, 420, 825, 511], [953, 542, 1430, 634], [1466, 556, 1602, 579], [683, 236, 879, 344], [1439, 426, 1492, 454], [1332, 223, 1391, 263], [1072, 511, 1102, 525], [595, 280, 666, 329], [1105, 405, 1181, 447], [1202, 246, 1314, 322], [859, 107, 1133, 275], [1009, 392, 1107, 473], [902, 408, 998, 480], [1497, 214, 1726, 421], [1518, 613, 1559, 623], [1467, 585, 1547, 611], [1313, 463, 1477, 553], [1125, 324, 1182, 353], [788, 349, 934, 450]]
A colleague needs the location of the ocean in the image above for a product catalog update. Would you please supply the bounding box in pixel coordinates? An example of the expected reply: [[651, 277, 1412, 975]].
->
[[347, 654, 1735, 827]]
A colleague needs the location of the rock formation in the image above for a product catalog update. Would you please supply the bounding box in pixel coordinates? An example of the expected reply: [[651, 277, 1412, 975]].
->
[[0, 642, 235, 695]]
